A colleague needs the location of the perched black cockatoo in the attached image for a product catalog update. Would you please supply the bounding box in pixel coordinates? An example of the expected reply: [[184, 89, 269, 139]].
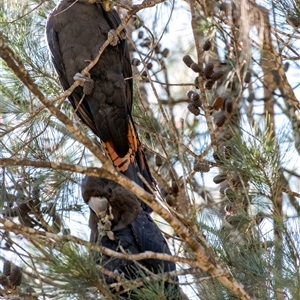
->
[[46, 0, 154, 196], [82, 176, 180, 299]]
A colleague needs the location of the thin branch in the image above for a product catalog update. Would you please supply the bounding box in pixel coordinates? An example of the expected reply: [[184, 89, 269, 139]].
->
[[0, 218, 195, 266], [0, 31, 115, 174]]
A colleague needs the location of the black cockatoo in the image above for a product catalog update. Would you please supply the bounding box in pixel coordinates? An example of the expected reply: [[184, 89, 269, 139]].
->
[[82, 176, 180, 299], [46, 0, 154, 195]]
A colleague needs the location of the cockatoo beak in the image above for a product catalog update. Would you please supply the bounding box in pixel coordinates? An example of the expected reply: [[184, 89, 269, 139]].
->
[[88, 196, 108, 219]]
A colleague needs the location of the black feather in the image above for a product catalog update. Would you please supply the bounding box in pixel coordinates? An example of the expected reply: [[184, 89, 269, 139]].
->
[[82, 177, 180, 299], [46, 0, 132, 157]]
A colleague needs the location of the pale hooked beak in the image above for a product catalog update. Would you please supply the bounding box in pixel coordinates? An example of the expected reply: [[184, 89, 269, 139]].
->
[[88, 196, 108, 219]]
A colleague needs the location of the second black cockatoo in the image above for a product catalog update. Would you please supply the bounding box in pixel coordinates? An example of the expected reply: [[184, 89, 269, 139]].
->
[[82, 176, 180, 299], [46, 0, 154, 193]]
